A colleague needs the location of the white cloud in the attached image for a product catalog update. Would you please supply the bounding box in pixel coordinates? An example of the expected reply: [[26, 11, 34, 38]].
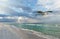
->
[[19, 8, 24, 12], [0, 0, 8, 2], [37, 0, 60, 11], [0, 17, 3, 19], [17, 16, 40, 23], [9, 6, 24, 13]]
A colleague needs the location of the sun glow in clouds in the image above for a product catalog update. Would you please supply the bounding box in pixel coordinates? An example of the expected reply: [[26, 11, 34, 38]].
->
[[18, 17, 25, 23]]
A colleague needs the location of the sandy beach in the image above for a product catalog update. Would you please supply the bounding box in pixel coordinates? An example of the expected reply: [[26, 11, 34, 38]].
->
[[0, 23, 59, 39]]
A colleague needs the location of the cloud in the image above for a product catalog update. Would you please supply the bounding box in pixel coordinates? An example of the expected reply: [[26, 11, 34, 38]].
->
[[10, 7, 24, 13], [18, 16, 40, 23], [37, 0, 60, 11], [0, 17, 3, 19]]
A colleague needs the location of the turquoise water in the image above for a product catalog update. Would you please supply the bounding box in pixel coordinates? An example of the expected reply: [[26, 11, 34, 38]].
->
[[18, 24, 60, 37], [4, 23, 60, 38]]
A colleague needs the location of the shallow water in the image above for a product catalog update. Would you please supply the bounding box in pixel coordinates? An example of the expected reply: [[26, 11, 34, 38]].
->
[[3, 22, 60, 38], [17, 24, 60, 38]]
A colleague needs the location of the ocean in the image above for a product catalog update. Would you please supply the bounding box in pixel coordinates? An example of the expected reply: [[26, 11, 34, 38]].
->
[[3, 22, 60, 38]]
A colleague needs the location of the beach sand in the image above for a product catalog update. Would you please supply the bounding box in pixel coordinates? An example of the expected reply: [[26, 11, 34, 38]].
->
[[0, 23, 59, 39]]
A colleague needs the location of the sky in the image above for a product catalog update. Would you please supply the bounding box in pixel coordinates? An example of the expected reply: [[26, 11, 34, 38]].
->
[[0, 0, 60, 16], [0, 0, 60, 14], [0, 0, 60, 23], [36, 0, 60, 11]]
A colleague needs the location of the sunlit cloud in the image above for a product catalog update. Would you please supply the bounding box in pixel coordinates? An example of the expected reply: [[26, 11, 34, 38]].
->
[[0, 0, 9, 14], [0, 0, 8, 2], [37, 0, 60, 11], [18, 16, 40, 23], [0, 17, 3, 19], [9, 7, 24, 13]]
